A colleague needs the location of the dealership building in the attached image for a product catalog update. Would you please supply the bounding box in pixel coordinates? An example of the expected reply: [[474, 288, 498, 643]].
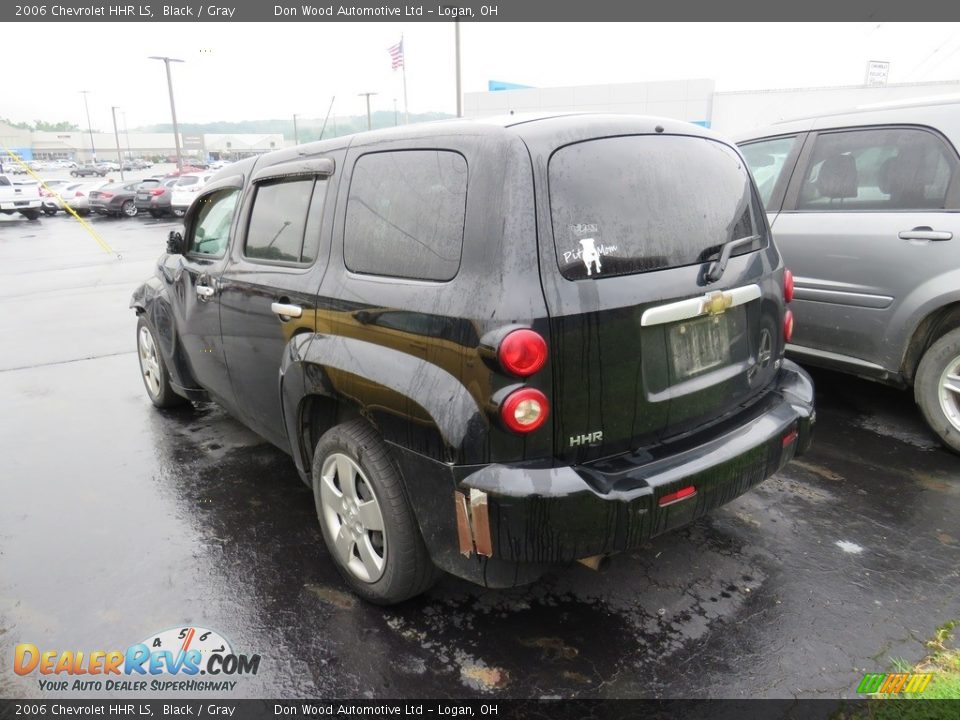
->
[[464, 78, 960, 136], [0, 125, 284, 163]]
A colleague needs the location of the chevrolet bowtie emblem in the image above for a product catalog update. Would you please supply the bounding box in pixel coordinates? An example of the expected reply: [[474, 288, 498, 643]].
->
[[702, 291, 733, 316]]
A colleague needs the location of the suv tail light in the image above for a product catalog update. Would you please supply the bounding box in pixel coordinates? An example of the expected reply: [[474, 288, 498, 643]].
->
[[784, 309, 794, 343], [498, 329, 547, 377], [500, 388, 549, 434], [783, 269, 795, 303]]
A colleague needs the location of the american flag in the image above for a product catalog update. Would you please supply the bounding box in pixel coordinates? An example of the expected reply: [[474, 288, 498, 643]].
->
[[388, 39, 404, 70]]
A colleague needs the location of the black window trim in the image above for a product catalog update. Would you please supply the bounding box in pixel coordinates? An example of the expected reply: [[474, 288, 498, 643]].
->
[[780, 123, 960, 214]]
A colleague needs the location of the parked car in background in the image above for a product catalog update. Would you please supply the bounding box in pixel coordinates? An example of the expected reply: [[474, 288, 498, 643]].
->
[[737, 98, 960, 453], [0, 174, 42, 219], [135, 176, 179, 218], [131, 115, 815, 603], [53, 159, 78, 169], [89, 181, 141, 217], [63, 180, 112, 216], [122, 158, 152, 171], [169, 172, 213, 217], [71, 165, 108, 178], [97, 160, 121, 172], [38, 179, 78, 215]]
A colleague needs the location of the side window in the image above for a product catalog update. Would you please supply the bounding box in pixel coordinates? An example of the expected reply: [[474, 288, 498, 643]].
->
[[343, 150, 467, 281], [188, 188, 240, 257], [244, 177, 320, 264], [797, 128, 956, 211], [740, 135, 798, 207]]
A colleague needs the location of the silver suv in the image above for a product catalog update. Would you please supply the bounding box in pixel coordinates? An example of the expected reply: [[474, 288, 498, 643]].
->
[[737, 99, 960, 453]]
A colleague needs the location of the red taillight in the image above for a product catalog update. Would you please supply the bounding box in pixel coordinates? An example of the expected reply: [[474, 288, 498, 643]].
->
[[40, 188, 51, 197], [500, 388, 549, 434], [784, 309, 794, 343], [150, 188, 164, 196], [783, 269, 795, 303], [100, 192, 114, 199], [498, 329, 547, 377], [659, 485, 697, 507], [74, 191, 85, 197], [782, 427, 799, 447]]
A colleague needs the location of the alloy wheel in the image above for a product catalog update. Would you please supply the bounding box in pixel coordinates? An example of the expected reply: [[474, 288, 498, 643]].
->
[[938, 354, 960, 433], [138, 326, 162, 399]]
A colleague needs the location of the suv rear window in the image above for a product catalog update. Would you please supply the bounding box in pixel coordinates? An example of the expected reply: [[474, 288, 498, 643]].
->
[[549, 135, 761, 280]]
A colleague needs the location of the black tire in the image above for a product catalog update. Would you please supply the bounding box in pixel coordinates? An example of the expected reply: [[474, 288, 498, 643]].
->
[[121, 200, 138, 217], [148, 210, 162, 219], [136, 316, 186, 409], [42, 206, 57, 216], [70, 171, 78, 177], [20, 209, 40, 221], [311, 419, 437, 604], [915, 327, 960, 454], [77, 209, 91, 217]]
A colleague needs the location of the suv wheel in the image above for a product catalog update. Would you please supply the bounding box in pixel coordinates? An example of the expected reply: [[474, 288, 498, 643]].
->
[[136, 316, 186, 409], [915, 327, 960, 454], [311, 420, 437, 604], [172, 207, 185, 218]]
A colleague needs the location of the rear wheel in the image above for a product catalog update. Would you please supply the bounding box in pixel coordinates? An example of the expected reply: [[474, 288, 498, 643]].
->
[[149, 209, 162, 219], [136, 316, 186, 409], [121, 200, 137, 217], [311, 420, 437, 604], [915, 327, 960, 454], [172, 207, 185, 218], [42, 206, 57, 216], [20, 209, 40, 221]]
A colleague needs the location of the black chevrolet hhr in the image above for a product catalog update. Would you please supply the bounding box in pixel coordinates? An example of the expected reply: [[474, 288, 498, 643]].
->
[[131, 114, 815, 604]]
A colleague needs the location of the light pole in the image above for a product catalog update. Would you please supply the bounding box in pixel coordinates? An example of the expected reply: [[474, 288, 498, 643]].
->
[[293, 113, 299, 145], [393, 98, 398, 126], [358, 92, 377, 131], [111, 106, 125, 181], [149, 56, 184, 173], [455, 22, 462, 118], [80, 90, 96, 163]]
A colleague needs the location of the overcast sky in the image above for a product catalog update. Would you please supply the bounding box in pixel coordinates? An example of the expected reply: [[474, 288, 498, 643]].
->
[[7, 22, 960, 130]]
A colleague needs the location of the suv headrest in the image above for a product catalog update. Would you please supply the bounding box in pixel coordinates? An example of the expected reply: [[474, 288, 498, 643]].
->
[[817, 154, 858, 199], [878, 149, 932, 203]]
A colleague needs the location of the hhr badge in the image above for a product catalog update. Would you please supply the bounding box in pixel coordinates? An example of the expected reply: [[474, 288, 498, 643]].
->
[[570, 431, 603, 447]]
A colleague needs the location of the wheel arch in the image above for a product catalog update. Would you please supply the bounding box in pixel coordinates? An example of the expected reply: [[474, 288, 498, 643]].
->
[[902, 301, 960, 384]]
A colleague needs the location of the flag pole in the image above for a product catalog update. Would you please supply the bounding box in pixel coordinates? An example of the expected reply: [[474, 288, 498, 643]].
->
[[402, 33, 409, 125]]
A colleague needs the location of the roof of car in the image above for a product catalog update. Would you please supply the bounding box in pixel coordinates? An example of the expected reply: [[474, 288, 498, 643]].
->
[[734, 97, 960, 142]]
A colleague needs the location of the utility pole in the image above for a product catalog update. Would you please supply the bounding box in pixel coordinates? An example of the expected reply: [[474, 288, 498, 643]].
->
[[358, 92, 377, 131], [80, 90, 96, 163], [393, 98, 398, 126], [455, 21, 462, 118], [149, 56, 185, 173], [293, 113, 299, 145], [111, 106, 124, 180]]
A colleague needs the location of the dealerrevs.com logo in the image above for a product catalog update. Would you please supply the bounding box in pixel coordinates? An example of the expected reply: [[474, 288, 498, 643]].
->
[[14, 626, 261, 692]]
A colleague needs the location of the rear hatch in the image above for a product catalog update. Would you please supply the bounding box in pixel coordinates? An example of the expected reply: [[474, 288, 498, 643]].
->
[[538, 132, 781, 464]]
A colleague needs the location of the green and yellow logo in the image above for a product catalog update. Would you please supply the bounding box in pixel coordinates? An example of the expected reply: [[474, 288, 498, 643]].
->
[[857, 672, 934, 695]]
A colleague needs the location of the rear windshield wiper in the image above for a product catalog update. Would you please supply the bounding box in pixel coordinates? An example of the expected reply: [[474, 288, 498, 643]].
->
[[706, 234, 761, 283]]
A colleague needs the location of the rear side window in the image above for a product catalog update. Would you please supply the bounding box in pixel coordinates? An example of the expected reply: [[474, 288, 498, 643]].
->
[[797, 127, 956, 211], [244, 177, 325, 264], [740, 135, 799, 207], [344, 150, 467, 281], [549, 135, 761, 280]]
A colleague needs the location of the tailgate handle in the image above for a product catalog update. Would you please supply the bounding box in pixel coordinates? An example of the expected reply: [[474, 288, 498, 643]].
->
[[899, 227, 952, 241]]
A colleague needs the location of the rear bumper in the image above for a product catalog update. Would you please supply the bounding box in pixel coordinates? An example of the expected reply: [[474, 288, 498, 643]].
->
[[0, 199, 41, 210], [455, 360, 814, 565]]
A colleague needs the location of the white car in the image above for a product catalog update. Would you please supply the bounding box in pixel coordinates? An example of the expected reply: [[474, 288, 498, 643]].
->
[[0, 174, 42, 219], [170, 172, 214, 217], [63, 180, 113, 216], [39, 179, 80, 215]]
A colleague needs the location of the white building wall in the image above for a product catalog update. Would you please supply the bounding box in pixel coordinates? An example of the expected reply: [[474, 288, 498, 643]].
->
[[464, 79, 716, 125], [710, 81, 960, 137]]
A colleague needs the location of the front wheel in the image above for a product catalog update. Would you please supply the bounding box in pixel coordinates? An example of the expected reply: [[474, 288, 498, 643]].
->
[[136, 316, 186, 409], [915, 327, 960, 454], [171, 207, 185, 218], [312, 420, 437, 604]]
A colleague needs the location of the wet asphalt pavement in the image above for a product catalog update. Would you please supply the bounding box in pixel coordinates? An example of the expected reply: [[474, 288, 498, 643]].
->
[[0, 207, 958, 700]]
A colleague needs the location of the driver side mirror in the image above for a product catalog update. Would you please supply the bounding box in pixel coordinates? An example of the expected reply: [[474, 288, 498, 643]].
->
[[167, 230, 185, 255]]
